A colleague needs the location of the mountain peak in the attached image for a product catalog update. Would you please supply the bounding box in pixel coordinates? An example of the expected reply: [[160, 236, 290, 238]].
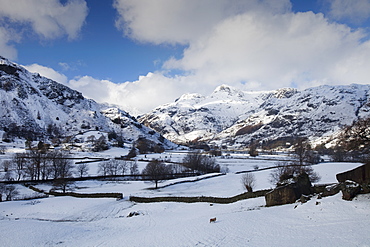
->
[[175, 93, 204, 103], [139, 83, 370, 147], [212, 84, 245, 99], [213, 84, 235, 93], [0, 56, 12, 65], [273, 87, 298, 98]]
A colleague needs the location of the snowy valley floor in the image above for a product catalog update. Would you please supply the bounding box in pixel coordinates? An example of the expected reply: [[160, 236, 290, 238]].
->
[[0, 193, 369, 246], [0, 157, 369, 246]]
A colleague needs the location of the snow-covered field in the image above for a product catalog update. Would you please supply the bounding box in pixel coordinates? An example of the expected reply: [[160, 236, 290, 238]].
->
[[1, 192, 369, 246], [0, 148, 369, 246]]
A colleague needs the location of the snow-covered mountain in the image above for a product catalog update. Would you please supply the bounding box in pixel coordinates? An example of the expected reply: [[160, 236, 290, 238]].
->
[[0, 56, 174, 148], [139, 84, 370, 147]]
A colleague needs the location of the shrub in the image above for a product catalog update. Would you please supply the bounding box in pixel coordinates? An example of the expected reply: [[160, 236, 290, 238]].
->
[[269, 161, 321, 186], [241, 173, 256, 192]]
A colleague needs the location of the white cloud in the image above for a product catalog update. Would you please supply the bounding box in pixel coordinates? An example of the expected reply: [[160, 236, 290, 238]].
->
[[8, 0, 370, 117], [0, 0, 88, 58], [0, 0, 88, 40], [109, 0, 370, 113], [20, 62, 197, 115], [326, 0, 370, 24], [164, 11, 370, 90], [0, 27, 19, 60], [23, 63, 68, 85], [58, 62, 71, 71], [68, 73, 193, 115], [113, 0, 291, 44]]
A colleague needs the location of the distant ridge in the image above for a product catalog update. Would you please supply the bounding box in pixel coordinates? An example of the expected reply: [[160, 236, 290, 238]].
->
[[139, 83, 370, 147]]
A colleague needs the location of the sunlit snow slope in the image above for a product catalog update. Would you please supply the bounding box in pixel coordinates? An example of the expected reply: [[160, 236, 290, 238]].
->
[[139, 84, 370, 147]]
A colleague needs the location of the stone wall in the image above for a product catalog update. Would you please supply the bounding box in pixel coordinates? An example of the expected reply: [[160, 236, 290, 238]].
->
[[130, 189, 270, 204]]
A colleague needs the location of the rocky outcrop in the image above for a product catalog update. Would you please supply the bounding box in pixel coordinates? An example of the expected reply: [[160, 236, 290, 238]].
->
[[336, 163, 370, 185], [265, 173, 312, 207], [336, 163, 370, 200], [340, 181, 362, 201]]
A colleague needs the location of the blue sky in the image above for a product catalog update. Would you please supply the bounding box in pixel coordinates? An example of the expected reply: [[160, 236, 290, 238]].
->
[[1, 0, 370, 114], [15, 0, 185, 82]]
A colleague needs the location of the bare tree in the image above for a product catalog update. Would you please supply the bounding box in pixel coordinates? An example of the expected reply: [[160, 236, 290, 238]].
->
[[118, 160, 128, 175], [5, 185, 19, 201], [129, 161, 139, 176], [3, 170, 13, 181], [1, 160, 12, 172], [265, 138, 321, 187], [107, 159, 121, 176], [52, 178, 74, 193], [40, 153, 51, 180], [98, 159, 121, 176], [49, 152, 74, 193], [49, 151, 73, 180], [142, 159, 172, 188], [241, 173, 256, 192], [13, 153, 27, 181], [26, 142, 48, 180], [292, 138, 317, 166], [0, 184, 4, 202], [98, 161, 109, 176], [76, 163, 89, 177]]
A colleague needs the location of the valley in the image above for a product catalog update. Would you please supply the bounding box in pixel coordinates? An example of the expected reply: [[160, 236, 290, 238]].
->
[[1, 56, 370, 246]]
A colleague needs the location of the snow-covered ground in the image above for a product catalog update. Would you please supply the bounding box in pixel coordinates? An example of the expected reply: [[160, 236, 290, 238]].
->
[[0, 192, 369, 246], [0, 148, 369, 246]]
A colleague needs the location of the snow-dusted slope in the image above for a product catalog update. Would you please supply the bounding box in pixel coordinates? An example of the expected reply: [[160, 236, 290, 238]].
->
[[0, 56, 174, 148], [139, 84, 370, 146], [139, 85, 264, 144]]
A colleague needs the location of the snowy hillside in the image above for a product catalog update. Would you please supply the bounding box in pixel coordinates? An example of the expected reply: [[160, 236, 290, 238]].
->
[[0, 56, 174, 148], [139, 84, 370, 147]]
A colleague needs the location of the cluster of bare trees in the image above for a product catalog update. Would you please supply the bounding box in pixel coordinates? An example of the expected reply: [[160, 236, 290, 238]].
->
[[331, 117, 370, 162], [4, 150, 73, 182], [97, 159, 139, 176], [135, 137, 165, 154], [141, 151, 219, 189], [85, 135, 109, 152], [182, 151, 220, 174]]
